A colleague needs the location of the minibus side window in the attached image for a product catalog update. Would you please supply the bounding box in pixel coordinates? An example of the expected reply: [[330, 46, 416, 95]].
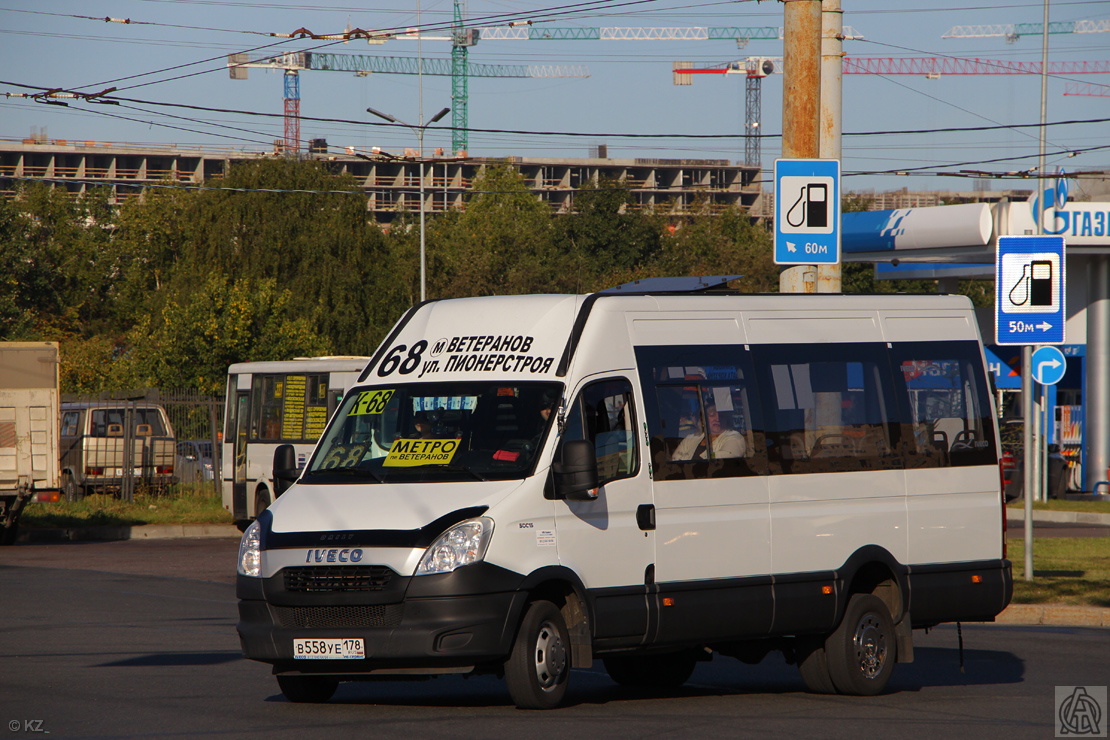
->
[[890, 341, 998, 468], [634, 345, 767, 480], [751, 343, 901, 475], [563, 379, 638, 485]]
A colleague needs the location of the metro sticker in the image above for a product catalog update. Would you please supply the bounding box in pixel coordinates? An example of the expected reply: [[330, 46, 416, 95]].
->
[[349, 389, 394, 416], [383, 437, 461, 467]]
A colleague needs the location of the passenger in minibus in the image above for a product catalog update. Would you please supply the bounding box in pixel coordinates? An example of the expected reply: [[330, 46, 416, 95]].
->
[[672, 402, 747, 461]]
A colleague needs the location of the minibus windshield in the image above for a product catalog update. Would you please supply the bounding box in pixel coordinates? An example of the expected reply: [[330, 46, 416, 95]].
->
[[304, 381, 562, 483]]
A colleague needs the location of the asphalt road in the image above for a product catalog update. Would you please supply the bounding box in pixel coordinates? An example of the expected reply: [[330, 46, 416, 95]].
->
[[1, 538, 1107, 740]]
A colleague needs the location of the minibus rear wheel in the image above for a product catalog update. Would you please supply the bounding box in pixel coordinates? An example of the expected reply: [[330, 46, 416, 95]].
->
[[826, 593, 896, 695], [277, 675, 338, 703], [795, 636, 837, 694], [504, 599, 570, 709]]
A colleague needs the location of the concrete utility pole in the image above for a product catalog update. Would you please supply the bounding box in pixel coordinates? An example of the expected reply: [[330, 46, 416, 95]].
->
[[779, 0, 823, 294], [817, 0, 843, 293]]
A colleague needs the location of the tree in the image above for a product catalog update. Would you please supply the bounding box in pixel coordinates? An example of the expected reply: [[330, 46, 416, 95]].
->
[[0, 184, 116, 338], [172, 158, 391, 353], [554, 178, 663, 290], [429, 165, 570, 297], [121, 275, 328, 394], [640, 205, 779, 293]]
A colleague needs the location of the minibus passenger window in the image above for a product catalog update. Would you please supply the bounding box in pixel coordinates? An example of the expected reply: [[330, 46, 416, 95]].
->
[[891, 341, 997, 468], [634, 345, 767, 480], [752, 343, 899, 475]]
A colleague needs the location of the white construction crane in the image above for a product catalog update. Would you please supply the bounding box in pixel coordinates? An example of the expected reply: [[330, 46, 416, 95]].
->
[[943, 19, 1110, 42]]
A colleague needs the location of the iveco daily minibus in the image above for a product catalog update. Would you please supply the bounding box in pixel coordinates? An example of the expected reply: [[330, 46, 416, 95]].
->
[[236, 279, 1012, 708]]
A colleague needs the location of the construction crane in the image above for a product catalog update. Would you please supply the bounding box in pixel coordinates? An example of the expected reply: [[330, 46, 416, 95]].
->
[[1065, 81, 1110, 97], [227, 50, 587, 153], [391, 16, 860, 154], [841, 58, 1110, 75], [943, 19, 1110, 42], [680, 56, 1110, 169], [674, 57, 780, 168]]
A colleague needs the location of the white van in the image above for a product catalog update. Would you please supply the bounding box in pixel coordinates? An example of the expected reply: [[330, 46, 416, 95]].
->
[[236, 280, 1012, 708]]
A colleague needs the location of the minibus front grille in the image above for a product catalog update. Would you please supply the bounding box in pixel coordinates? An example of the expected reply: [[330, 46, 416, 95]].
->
[[271, 603, 405, 629], [283, 566, 394, 593]]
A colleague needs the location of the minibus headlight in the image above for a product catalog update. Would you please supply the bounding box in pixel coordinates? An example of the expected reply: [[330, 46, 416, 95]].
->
[[415, 517, 494, 576], [237, 520, 262, 578]]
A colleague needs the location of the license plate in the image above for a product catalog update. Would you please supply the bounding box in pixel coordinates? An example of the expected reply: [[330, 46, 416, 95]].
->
[[292, 638, 365, 660]]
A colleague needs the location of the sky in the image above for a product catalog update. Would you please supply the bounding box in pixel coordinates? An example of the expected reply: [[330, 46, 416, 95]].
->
[[1, 0, 1108, 194]]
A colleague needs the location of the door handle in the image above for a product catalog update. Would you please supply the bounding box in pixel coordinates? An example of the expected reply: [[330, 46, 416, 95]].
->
[[636, 504, 656, 531]]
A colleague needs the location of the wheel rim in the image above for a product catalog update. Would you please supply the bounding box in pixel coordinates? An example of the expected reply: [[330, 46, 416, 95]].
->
[[852, 612, 889, 680], [532, 619, 568, 691]]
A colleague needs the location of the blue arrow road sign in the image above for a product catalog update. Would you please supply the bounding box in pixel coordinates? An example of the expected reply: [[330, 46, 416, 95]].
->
[[1031, 345, 1067, 385], [995, 235, 1066, 345], [774, 159, 840, 265]]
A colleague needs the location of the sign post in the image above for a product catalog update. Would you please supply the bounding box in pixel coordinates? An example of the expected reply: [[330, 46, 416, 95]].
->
[[774, 158, 840, 266], [995, 235, 1066, 346], [996, 234, 1066, 582]]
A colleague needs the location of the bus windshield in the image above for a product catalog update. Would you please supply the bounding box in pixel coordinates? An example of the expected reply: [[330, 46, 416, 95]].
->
[[304, 381, 562, 483]]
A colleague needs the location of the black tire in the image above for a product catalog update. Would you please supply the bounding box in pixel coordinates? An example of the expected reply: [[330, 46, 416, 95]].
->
[[826, 593, 896, 696], [795, 636, 837, 694], [504, 600, 571, 710], [62, 473, 82, 502], [254, 488, 271, 518], [0, 522, 18, 547], [276, 675, 338, 703], [603, 651, 697, 689]]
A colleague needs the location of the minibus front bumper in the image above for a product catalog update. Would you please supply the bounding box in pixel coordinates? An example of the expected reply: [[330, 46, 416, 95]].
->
[[236, 563, 529, 673]]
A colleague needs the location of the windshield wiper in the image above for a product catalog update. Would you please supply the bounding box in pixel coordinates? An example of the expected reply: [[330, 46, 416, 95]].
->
[[408, 463, 489, 482], [311, 466, 382, 483]]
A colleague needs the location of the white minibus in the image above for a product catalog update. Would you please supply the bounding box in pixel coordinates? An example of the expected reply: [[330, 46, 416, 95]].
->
[[235, 281, 1012, 708], [222, 357, 369, 528]]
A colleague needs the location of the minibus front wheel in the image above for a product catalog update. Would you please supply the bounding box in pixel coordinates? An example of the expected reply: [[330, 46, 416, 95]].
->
[[504, 599, 570, 709]]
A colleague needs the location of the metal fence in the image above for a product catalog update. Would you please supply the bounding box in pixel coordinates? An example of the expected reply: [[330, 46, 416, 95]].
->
[[61, 389, 224, 501]]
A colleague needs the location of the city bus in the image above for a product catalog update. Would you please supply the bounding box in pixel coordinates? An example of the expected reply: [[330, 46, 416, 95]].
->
[[222, 356, 369, 529]]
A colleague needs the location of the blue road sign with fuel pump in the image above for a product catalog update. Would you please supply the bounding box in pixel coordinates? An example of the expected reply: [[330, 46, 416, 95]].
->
[[995, 235, 1066, 345], [1031, 345, 1067, 385], [774, 158, 840, 265]]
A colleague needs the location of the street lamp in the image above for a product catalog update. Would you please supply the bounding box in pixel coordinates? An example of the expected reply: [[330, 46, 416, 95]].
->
[[367, 105, 450, 303]]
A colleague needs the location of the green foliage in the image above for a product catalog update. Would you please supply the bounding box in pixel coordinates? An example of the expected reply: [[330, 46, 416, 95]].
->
[[644, 206, 779, 293], [123, 274, 329, 394], [0, 162, 1002, 395], [430, 165, 569, 297], [555, 178, 663, 289], [173, 159, 390, 354]]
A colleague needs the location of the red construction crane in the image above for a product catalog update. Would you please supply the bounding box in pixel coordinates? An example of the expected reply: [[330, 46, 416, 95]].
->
[[681, 56, 1110, 168]]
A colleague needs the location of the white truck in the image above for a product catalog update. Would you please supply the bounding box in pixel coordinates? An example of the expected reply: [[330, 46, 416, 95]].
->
[[0, 342, 60, 545]]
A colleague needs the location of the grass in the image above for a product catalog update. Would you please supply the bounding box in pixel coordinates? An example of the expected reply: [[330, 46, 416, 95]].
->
[[1007, 499, 1110, 514], [21, 485, 233, 529], [1008, 537, 1110, 608]]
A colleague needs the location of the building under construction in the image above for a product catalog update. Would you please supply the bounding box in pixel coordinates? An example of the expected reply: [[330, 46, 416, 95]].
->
[[0, 138, 761, 222]]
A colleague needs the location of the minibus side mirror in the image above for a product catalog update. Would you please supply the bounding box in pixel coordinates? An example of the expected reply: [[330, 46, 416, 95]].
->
[[273, 444, 299, 497], [552, 440, 599, 501]]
